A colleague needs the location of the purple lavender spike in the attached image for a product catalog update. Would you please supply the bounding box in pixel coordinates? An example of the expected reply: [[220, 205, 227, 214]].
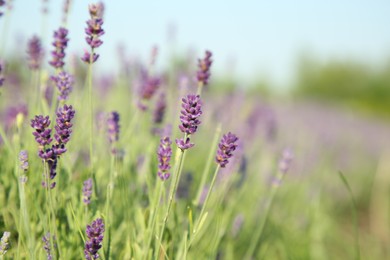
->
[[278, 148, 293, 174], [19, 150, 29, 171], [27, 35, 44, 70], [197, 50, 213, 86], [81, 50, 99, 64], [82, 178, 93, 205], [0, 1, 5, 17], [175, 137, 194, 151], [216, 132, 239, 168], [31, 115, 53, 147], [82, 2, 104, 64], [153, 92, 166, 125], [49, 27, 69, 69], [0, 62, 4, 87], [107, 111, 120, 144], [157, 137, 172, 180], [84, 218, 104, 260], [51, 71, 73, 101], [53, 104, 75, 156], [178, 94, 202, 135], [42, 232, 56, 260]]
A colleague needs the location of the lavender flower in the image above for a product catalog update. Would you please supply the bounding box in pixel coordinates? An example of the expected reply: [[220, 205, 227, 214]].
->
[[83, 178, 93, 205], [157, 137, 172, 180], [175, 94, 202, 150], [84, 218, 104, 260], [216, 132, 239, 168], [81, 51, 99, 64], [178, 95, 202, 135], [31, 115, 53, 147], [278, 148, 293, 174], [42, 232, 56, 260], [140, 73, 161, 100], [27, 35, 43, 70], [0, 62, 4, 87], [107, 111, 120, 144], [0, 1, 5, 17], [82, 3, 105, 64], [53, 104, 75, 156], [51, 71, 73, 101], [62, 0, 71, 24], [49, 27, 69, 69], [19, 150, 29, 171], [153, 92, 166, 125], [0, 231, 10, 256], [197, 50, 212, 86]]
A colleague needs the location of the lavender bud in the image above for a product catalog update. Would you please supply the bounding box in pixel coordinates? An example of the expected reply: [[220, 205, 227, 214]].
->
[[84, 218, 104, 260], [157, 137, 172, 180], [139, 71, 161, 101], [153, 92, 166, 125], [216, 132, 239, 168], [0, 231, 10, 256], [107, 111, 120, 144], [0, 62, 4, 87], [197, 50, 212, 86], [49, 27, 69, 69], [178, 94, 202, 135], [0, 1, 5, 17], [31, 115, 53, 147], [175, 137, 194, 151], [54, 104, 75, 155], [278, 148, 293, 174], [27, 35, 44, 70], [42, 232, 56, 260], [81, 50, 99, 64], [19, 150, 29, 171], [51, 71, 73, 101], [83, 178, 93, 205]]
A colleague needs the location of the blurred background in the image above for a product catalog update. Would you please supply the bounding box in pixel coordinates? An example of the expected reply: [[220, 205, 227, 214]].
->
[[3, 0, 390, 110]]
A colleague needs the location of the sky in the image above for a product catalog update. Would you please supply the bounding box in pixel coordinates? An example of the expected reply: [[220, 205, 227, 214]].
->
[[2, 0, 390, 87]]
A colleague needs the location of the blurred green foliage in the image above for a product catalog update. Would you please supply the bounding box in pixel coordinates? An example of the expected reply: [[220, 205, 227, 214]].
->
[[293, 56, 390, 118]]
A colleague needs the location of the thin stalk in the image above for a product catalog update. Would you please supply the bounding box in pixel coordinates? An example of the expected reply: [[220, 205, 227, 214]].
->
[[243, 170, 287, 260], [88, 52, 94, 178], [338, 171, 360, 260], [156, 143, 187, 257], [104, 153, 116, 260], [188, 165, 220, 249], [144, 180, 163, 260], [43, 163, 56, 259], [196, 82, 204, 96], [194, 124, 221, 205]]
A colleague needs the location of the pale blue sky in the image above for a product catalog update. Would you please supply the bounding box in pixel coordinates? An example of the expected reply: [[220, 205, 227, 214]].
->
[[3, 0, 390, 86]]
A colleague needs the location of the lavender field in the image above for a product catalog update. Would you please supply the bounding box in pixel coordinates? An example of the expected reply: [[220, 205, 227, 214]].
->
[[1, 1, 390, 259]]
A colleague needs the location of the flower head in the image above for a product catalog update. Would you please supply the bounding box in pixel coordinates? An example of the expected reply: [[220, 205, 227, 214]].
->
[[83, 178, 93, 205], [0, 231, 10, 256], [278, 148, 293, 174], [153, 92, 166, 125], [197, 50, 212, 86], [84, 218, 105, 260], [54, 104, 75, 155], [49, 27, 69, 69], [51, 71, 73, 101], [107, 111, 120, 144], [178, 94, 202, 135], [216, 132, 239, 168], [19, 150, 29, 171], [157, 137, 172, 180], [31, 115, 52, 147], [42, 232, 56, 260], [0, 62, 4, 87], [81, 50, 99, 64], [27, 35, 44, 70]]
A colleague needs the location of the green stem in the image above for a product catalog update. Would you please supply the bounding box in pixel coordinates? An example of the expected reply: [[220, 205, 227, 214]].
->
[[188, 165, 220, 249], [194, 124, 221, 205], [144, 180, 163, 260], [156, 143, 187, 256], [88, 51, 94, 178], [244, 171, 286, 260], [196, 82, 204, 96]]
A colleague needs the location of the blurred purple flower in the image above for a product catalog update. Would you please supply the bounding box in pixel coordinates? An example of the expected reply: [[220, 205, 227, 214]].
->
[[19, 150, 29, 171], [84, 218, 104, 260], [51, 71, 73, 101], [107, 111, 120, 144], [153, 92, 166, 125], [0, 231, 11, 256], [278, 148, 293, 174], [139, 69, 161, 101], [49, 27, 69, 69], [27, 35, 44, 70], [0, 62, 4, 87], [216, 132, 239, 168], [197, 50, 212, 86], [157, 137, 172, 180], [83, 178, 93, 205], [42, 232, 56, 260], [0, 1, 5, 17]]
